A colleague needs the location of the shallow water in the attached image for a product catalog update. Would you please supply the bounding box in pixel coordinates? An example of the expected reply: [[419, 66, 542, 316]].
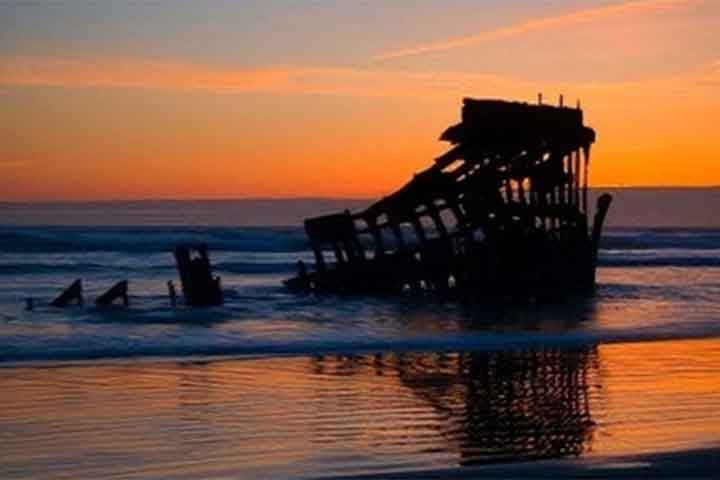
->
[[1, 339, 719, 479], [1, 263, 720, 363], [1, 225, 720, 363], [1, 223, 719, 478]]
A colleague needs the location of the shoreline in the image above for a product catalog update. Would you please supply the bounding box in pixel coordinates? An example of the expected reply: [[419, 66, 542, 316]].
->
[[312, 447, 720, 479], [2, 333, 720, 369]]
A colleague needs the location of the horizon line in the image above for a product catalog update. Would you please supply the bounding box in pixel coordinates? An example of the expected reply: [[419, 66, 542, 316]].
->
[[1, 186, 720, 204]]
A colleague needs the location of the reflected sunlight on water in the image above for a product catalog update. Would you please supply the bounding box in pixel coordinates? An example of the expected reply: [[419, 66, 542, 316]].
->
[[1, 339, 719, 479]]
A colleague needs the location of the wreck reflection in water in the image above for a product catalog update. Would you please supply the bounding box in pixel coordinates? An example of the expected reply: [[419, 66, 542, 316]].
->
[[5, 340, 720, 479], [0, 347, 601, 479], [311, 348, 599, 466]]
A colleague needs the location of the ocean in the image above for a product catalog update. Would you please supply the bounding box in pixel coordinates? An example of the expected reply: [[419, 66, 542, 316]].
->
[[1, 193, 719, 479]]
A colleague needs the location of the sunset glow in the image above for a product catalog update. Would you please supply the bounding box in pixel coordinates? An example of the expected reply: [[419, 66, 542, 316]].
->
[[1, 0, 719, 200]]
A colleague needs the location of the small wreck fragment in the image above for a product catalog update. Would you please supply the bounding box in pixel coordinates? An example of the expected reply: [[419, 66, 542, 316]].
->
[[174, 244, 224, 306], [96, 280, 129, 308], [50, 279, 84, 307], [286, 98, 612, 300]]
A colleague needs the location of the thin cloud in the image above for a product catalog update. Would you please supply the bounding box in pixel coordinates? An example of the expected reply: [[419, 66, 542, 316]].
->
[[1, 55, 716, 102], [0, 160, 31, 169], [0, 58, 298, 92], [0, 57, 530, 99], [375, 0, 698, 60]]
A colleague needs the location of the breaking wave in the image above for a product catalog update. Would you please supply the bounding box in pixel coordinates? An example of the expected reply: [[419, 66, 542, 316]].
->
[[0, 226, 310, 254], [1, 226, 719, 254], [3, 319, 720, 365]]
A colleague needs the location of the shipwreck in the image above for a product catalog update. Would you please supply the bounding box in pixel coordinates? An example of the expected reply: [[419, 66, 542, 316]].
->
[[286, 98, 612, 300]]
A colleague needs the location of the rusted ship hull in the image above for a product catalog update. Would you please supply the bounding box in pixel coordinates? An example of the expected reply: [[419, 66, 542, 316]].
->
[[286, 98, 612, 300]]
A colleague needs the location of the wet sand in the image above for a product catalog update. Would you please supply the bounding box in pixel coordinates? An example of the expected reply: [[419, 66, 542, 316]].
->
[[320, 447, 720, 479], [1, 338, 719, 479]]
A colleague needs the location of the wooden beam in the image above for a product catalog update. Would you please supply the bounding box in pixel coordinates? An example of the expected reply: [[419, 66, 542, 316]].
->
[[50, 279, 83, 307]]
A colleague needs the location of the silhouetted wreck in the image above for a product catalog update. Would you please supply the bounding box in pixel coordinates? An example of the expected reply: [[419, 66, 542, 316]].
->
[[174, 244, 223, 307], [286, 98, 612, 300]]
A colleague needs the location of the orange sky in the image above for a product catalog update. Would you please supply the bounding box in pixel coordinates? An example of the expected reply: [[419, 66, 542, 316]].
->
[[1, 0, 719, 200]]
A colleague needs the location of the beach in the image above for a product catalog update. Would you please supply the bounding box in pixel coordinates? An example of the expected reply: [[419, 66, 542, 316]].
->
[[4, 0, 720, 476], [1, 340, 719, 479]]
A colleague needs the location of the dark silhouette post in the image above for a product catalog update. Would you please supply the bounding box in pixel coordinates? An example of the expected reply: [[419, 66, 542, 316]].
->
[[173, 244, 223, 307], [591, 194, 613, 270], [167, 280, 177, 308], [50, 279, 83, 307], [95, 280, 129, 308]]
